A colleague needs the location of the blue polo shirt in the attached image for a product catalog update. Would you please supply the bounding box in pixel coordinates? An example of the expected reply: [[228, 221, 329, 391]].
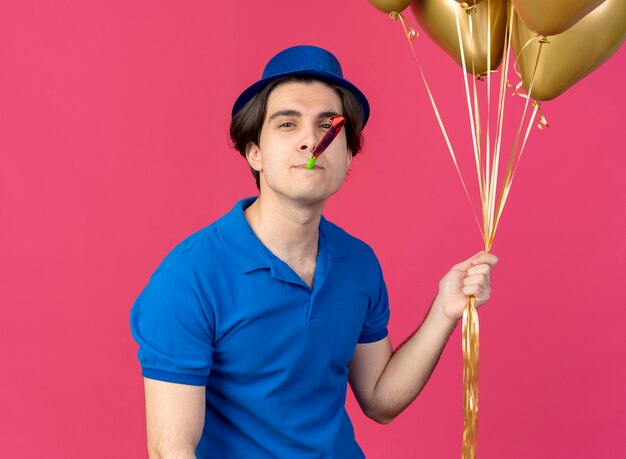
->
[[130, 197, 390, 458]]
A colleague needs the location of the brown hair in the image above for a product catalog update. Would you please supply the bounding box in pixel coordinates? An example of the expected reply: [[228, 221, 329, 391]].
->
[[229, 76, 365, 189]]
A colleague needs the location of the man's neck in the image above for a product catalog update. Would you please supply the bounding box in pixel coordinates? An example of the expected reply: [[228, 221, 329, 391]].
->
[[244, 193, 325, 262]]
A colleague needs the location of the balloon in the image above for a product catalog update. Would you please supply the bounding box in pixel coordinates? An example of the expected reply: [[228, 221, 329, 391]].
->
[[512, 0, 626, 100], [367, 0, 412, 13], [511, 0, 606, 36], [411, 0, 508, 76]]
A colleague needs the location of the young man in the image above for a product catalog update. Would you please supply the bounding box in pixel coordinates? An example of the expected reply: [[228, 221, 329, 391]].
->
[[130, 45, 497, 458]]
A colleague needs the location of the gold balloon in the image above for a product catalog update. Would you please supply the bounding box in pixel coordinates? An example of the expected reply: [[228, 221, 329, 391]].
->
[[411, 0, 508, 76], [367, 0, 412, 13], [512, 0, 626, 100], [511, 0, 606, 36], [454, 0, 483, 5]]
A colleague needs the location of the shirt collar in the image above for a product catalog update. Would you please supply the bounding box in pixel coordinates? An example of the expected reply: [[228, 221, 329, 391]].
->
[[319, 215, 348, 260], [217, 197, 349, 275]]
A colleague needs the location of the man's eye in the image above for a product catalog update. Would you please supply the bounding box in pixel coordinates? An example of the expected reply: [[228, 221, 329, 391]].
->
[[279, 122, 294, 128], [320, 123, 332, 129]]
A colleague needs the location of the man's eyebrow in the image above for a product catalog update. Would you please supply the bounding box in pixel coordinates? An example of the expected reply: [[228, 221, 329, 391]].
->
[[267, 110, 342, 122], [268, 110, 302, 121], [317, 111, 341, 120]]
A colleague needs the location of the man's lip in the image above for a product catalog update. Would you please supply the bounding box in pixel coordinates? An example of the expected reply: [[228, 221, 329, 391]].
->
[[293, 164, 324, 169]]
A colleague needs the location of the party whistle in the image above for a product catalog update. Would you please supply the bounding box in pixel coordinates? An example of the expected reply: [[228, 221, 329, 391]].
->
[[306, 115, 346, 170]]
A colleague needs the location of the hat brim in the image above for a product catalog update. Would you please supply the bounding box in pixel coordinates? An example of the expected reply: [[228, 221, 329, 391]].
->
[[231, 69, 370, 127]]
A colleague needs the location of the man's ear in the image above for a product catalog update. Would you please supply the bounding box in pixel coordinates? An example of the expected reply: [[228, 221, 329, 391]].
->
[[346, 149, 353, 171], [245, 142, 262, 172]]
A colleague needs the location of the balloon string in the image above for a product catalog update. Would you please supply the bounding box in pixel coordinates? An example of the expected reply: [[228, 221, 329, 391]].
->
[[535, 103, 549, 130], [392, 6, 547, 459], [453, 8, 482, 459], [492, 14, 548, 239], [492, 26, 546, 237], [485, 0, 492, 237], [458, 9, 487, 239], [506, 77, 549, 130], [389, 11, 485, 242], [462, 295, 479, 459], [506, 35, 551, 130]]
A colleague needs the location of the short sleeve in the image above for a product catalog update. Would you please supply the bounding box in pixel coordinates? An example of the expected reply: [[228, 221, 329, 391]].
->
[[357, 255, 390, 344], [130, 269, 214, 386]]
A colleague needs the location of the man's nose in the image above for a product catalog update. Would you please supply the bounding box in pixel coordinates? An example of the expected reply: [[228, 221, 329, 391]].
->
[[298, 126, 319, 152]]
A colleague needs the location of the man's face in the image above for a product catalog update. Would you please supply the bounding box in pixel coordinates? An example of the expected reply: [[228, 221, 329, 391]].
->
[[246, 81, 352, 206]]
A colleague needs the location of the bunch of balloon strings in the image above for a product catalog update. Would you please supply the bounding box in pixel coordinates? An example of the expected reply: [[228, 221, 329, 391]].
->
[[388, 2, 548, 458]]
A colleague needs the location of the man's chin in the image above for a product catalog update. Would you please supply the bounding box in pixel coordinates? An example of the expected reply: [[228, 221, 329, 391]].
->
[[280, 189, 336, 209], [301, 182, 344, 202], [260, 180, 343, 207], [289, 192, 330, 208]]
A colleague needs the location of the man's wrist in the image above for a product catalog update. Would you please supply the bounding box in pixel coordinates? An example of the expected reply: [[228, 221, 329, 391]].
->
[[429, 296, 459, 332]]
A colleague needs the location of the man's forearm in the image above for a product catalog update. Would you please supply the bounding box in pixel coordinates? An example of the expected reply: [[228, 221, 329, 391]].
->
[[369, 298, 457, 423], [148, 445, 197, 459], [144, 378, 204, 459]]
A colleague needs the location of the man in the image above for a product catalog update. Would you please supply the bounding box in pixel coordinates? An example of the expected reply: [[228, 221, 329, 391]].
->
[[130, 45, 497, 458]]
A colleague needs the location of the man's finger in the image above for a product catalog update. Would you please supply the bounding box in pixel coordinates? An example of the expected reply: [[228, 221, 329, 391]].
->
[[467, 264, 491, 277], [462, 283, 487, 299], [463, 273, 489, 288], [452, 251, 485, 272], [453, 251, 498, 272], [471, 252, 498, 268]]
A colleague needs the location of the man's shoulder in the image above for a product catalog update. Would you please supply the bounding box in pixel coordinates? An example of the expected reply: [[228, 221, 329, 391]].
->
[[155, 203, 247, 274], [156, 197, 256, 272], [321, 217, 378, 261], [155, 221, 221, 273]]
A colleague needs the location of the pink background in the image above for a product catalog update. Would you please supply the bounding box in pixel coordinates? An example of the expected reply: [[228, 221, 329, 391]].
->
[[1, 1, 625, 457]]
